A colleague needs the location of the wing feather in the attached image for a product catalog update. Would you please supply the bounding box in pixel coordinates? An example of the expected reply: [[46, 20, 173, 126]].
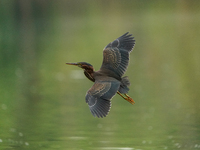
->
[[100, 32, 135, 78], [85, 78, 120, 118]]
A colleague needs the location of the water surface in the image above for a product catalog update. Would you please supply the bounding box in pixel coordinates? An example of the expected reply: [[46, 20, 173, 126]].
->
[[0, 1, 200, 150]]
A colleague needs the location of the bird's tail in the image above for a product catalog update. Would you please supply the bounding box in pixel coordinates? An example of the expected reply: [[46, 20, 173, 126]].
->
[[118, 76, 130, 94]]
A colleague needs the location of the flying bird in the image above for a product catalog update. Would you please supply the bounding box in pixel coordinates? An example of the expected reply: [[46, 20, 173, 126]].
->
[[66, 32, 135, 118]]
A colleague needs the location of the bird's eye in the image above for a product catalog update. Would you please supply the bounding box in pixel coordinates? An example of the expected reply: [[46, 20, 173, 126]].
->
[[78, 64, 82, 68]]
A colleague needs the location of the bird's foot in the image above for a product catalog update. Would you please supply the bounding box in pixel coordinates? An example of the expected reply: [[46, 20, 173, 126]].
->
[[117, 92, 135, 105], [124, 94, 135, 105]]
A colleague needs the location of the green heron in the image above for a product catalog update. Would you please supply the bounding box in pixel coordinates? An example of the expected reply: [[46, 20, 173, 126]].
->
[[66, 32, 135, 118]]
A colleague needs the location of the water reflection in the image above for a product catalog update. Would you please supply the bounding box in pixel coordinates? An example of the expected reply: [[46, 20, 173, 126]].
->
[[99, 147, 133, 150]]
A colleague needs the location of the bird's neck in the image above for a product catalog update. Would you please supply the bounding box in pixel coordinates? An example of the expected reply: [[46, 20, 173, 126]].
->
[[84, 69, 95, 82]]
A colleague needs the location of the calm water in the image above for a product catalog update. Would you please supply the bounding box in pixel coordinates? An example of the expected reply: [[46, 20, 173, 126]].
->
[[0, 1, 200, 150]]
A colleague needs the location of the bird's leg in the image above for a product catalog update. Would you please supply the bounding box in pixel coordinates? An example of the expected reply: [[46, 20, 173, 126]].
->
[[117, 91, 135, 105], [124, 93, 135, 104]]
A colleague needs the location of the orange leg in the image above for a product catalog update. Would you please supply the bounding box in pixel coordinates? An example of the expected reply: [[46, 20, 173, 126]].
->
[[117, 91, 135, 105]]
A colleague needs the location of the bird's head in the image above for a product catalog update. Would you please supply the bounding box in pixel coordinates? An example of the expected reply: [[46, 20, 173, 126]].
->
[[66, 62, 94, 71]]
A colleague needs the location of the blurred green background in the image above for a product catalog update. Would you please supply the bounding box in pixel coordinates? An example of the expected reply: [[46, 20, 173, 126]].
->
[[0, 0, 200, 150]]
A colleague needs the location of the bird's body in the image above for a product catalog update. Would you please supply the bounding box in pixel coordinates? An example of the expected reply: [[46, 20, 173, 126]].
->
[[66, 32, 135, 118]]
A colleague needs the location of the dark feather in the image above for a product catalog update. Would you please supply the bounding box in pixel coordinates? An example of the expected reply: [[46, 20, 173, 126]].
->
[[118, 76, 130, 94], [85, 77, 120, 118], [100, 32, 135, 78]]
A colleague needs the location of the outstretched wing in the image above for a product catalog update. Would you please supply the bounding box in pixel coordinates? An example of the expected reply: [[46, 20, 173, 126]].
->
[[100, 32, 135, 78], [85, 77, 120, 118]]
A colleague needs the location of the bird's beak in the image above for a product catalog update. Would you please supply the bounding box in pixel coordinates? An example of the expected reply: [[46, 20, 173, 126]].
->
[[66, 62, 78, 66]]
